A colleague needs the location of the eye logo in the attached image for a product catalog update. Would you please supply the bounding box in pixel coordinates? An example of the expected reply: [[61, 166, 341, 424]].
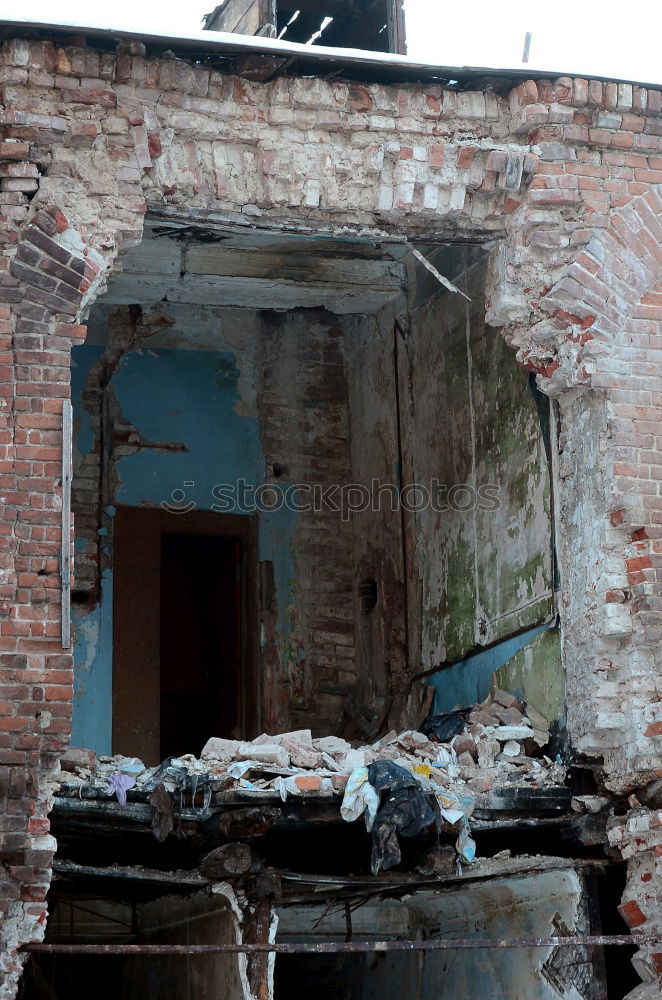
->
[[161, 482, 197, 514]]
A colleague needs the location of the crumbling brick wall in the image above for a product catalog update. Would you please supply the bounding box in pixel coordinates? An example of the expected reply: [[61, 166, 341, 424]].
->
[[0, 33, 660, 997]]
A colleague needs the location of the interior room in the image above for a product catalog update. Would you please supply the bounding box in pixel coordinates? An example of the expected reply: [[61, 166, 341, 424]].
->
[[68, 218, 561, 764]]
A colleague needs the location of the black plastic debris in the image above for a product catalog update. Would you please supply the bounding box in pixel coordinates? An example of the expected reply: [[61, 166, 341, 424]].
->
[[367, 761, 435, 874], [145, 758, 212, 841], [420, 707, 472, 743]]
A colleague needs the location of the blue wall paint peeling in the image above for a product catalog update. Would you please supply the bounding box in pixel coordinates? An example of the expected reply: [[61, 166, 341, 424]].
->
[[112, 348, 264, 511], [72, 569, 113, 754], [71, 345, 103, 459], [70, 343, 298, 753], [429, 621, 558, 717]]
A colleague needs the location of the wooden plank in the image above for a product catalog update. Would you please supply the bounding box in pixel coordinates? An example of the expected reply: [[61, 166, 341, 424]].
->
[[165, 274, 400, 313], [53, 859, 207, 888], [120, 236, 181, 276], [101, 274, 404, 313], [61, 399, 72, 649], [183, 245, 404, 286], [388, 0, 407, 55], [208, 0, 263, 35], [234, 2, 264, 37]]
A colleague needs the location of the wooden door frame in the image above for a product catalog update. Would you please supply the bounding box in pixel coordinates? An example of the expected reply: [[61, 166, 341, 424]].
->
[[112, 506, 259, 763]]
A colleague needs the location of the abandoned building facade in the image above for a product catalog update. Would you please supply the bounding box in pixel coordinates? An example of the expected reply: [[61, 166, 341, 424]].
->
[[0, 8, 660, 1000]]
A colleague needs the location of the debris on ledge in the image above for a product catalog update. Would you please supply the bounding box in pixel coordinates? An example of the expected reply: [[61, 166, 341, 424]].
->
[[53, 691, 566, 874]]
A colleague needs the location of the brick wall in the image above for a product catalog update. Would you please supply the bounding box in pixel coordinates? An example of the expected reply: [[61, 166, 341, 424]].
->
[[0, 33, 659, 997], [257, 311, 356, 734]]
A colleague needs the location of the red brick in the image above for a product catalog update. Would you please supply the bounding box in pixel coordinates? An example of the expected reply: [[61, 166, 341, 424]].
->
[[618, 899, 647, 928], [294, 775, 322, 792]]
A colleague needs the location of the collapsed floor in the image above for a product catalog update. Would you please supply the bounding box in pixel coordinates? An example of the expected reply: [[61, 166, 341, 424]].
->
[[22, 686, 640, 999]]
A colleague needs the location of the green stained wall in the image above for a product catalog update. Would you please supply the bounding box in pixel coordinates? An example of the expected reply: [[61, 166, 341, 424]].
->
[[408, 248, 558, 709]]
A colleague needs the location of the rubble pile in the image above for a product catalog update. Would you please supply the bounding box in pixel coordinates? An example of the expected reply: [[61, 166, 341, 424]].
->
[[54, 689, 563, 801], [53, 690, 566, 872]]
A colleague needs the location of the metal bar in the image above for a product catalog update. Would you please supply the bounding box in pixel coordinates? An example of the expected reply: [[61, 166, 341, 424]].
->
[[406, 243, 471, 301], [23, 936, 661, 955], [60, 398, 72, 649], [522, 31, 532, 64]]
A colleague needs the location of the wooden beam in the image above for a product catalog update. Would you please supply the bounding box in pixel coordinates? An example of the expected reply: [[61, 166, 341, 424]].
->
[[388, 0, 407, 55], [207, 0, 262, 35], [52, 859, 207, 888]]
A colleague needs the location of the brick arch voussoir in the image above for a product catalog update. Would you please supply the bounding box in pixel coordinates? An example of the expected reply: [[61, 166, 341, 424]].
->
[[9, 206, 108, 332], [519, 186, 662, 397]]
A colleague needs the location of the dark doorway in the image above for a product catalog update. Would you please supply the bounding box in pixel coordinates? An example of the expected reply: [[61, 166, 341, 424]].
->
[[160, 532, 241, 759], [113, 508, 256, 765]]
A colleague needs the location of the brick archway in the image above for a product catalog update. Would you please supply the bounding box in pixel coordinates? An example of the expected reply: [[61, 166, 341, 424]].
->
[[496, 193, 662, 999], [0, 206, 117, 998], [0, 30, 660, 997]]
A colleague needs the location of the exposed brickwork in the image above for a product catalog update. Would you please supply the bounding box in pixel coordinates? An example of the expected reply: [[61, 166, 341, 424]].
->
[[0, 205, 105, 995], [257, 311, 356, 733], [0, 33, 659, 998], [609, 808, 662, 999]]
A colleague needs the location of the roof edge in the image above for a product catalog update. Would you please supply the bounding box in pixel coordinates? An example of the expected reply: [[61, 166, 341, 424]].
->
[[0, 16, 660, 89]]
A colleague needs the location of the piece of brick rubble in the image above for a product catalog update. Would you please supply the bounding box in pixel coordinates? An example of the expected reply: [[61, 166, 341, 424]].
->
[[453, 734, 478, 761], [492, 689, 523, 710], [60, 747, 96, 772]]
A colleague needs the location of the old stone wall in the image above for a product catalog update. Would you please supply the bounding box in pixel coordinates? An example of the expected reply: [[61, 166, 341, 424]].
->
[[0, 32, 660, 997]]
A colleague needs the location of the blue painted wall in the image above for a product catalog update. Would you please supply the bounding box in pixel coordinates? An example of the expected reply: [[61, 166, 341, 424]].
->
[[70, 343, 298, 753], [429, 620, 563, 723], [71, 570, 113, 754]]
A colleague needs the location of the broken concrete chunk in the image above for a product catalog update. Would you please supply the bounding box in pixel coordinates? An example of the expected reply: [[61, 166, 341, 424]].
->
[[477, 736, 500, 769], [201, 737, 243, 759], [490, 704, 525, 726], [320, 751, 341, 772], [272, 729, 313, 746], [502, 740, 521, 757], [397, 730, 429, 748], [523, 705, 549, 731], [492, 725, 535, 742], [60, 747, 97, 772], [571, 795, 610, 813], [467, 775, 493, 794], [468, 707, 493, 726], [284, 743, 323, 769], [314, 736, 351, 755], [336, 748, 366, 772], [237, 743, 290, 768], [373, 730, 398, 749], [457, 751, 477, 774], [429, 767, 450, 787]]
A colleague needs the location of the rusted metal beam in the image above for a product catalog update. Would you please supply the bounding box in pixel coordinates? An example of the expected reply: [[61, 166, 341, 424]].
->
[[23, 936, 661, 955]]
